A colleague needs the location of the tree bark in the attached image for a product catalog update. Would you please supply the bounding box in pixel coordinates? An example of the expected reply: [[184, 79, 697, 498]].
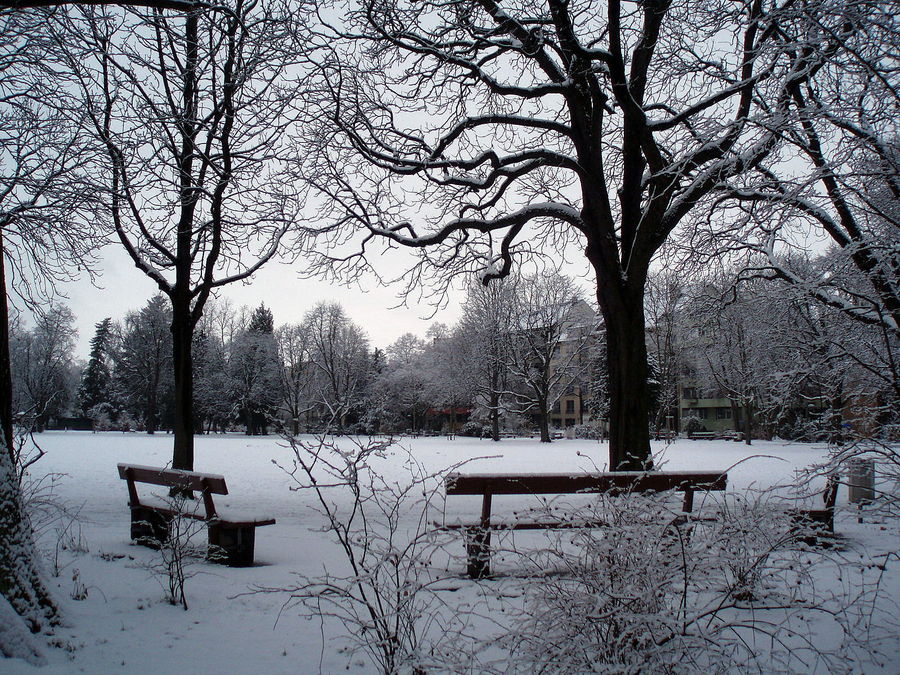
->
[[170, 297, 194, 471], [537, 398, 550, 443], [0, 231, 12, 463], [731, 400, 741, 434], [596, 278, 653, 470], [489, 388, 500, 442], [604, 324, 652, 468], [743, 398, 753, 446]]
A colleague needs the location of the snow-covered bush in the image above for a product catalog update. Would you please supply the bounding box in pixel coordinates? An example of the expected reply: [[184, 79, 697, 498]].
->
[[459, 420, 490, 437], [504, 494, 687, 672], [268, 435, 468, 673], [85, 403, 114, 431], [496, 490, 883, 673], [138, 494, 208, 610], [571, 421, 605, 440], [682, 413, 704, 435]]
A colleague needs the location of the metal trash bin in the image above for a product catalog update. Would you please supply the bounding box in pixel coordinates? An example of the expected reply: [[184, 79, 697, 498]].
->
[[847, 458, 875, 504]]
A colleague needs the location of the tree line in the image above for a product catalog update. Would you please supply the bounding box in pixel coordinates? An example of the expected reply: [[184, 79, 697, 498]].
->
[[12, 271, 599, 440], [17, 256, 897, 447]]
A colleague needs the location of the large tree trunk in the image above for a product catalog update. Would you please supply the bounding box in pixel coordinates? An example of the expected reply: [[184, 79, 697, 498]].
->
[[743, 398, 753, 446], [0, 234, 58, 635], [0, 247, 12, 464], [596, 280, 653, 471], [537, 398, 551, 443], [171, 297, 194, 471], [170, 12, 198, 472], [829, 386, 845, 446], [145, 379, 158, 434], [489, 387, 500, 442], [731, 400, 741, 434]]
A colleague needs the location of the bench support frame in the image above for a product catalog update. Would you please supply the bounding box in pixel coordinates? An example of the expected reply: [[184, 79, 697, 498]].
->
[[445, 471, 728, 579]]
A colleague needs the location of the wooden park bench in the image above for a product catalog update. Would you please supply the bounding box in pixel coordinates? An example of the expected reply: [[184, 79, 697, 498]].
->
[[687, 431, 717, 440], [441, 471, 728, 578], [117, 463, 275, 567]]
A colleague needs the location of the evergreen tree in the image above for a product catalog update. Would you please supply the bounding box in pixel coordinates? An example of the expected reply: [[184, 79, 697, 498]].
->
[[77, 318, 114, 416], [247, 304, 274, 334]]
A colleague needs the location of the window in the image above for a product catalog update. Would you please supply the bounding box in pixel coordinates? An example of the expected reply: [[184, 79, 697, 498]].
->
[[716, 408, 732, 420], [565, 399, 575, 414], [683, 387, 698, 400], [696, 408, 709, 419]]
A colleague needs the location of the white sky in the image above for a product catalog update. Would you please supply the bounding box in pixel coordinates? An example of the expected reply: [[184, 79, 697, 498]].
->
[[54, 242, 463, 360]]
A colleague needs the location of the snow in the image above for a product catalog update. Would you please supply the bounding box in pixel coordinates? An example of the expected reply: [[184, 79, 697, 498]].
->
[[0, 597, 44, 666], [3, 431, 898, 673]]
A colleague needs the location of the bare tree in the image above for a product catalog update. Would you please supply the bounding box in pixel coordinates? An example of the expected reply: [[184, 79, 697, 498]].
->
[[644, 271, 684, 438], [374, 333, 431, 434], [300, 0, 831, 469], [457, 277, 517, 441], [0, 8, 102, 634], [504, 273, 591, 443], [682, 275, 776, 444], [50, 0, 306, 469], [275, 322, 314, 436], [421, 323, 474, 436], [699, 1, 899, 339], [303, 302, 372, 431], [13, 303, 78, 432]]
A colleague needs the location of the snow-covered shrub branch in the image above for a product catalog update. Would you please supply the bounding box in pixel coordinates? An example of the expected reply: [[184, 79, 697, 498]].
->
[[485, 490, 888, 673], [136, 493, 210, 611], [263, 435, 473, 673]]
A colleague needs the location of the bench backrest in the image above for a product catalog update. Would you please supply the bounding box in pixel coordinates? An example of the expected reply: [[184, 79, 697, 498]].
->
[[117, 463, 228, 494], [445, 471, 727, 496], [118, 463, 229, 521]]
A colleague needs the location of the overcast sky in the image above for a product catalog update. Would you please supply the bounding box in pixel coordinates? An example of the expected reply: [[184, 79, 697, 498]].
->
[[45, 242, 463, 361]]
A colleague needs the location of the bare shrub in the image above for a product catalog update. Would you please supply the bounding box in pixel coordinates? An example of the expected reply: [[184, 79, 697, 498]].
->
[[136, 494, 208, 610], [261, 434, 471, 674], [497, 489, 888, 673], [14, 425, 87, 578]]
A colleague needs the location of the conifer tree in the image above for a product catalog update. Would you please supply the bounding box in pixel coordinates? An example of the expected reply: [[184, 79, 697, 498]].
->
[[77, 318, 114, 416]]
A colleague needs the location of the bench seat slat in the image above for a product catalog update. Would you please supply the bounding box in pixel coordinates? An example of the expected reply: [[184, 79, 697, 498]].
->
[[130, 495, 275, 527], [211, 511, 276, 527], [437, 520, 609, 531], [445, 471, 727, 495]]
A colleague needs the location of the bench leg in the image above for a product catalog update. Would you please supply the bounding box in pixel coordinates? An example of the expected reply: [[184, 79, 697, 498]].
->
[[465, 528, 491, 579], [130, 507, 170, 548], [465, 492, 493, 579], [208, 524, 256, 567]]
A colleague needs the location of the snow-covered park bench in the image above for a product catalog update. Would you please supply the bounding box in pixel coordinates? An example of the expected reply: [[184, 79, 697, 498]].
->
[[117, 463, 275, 567], [441, 471, 728, 578]]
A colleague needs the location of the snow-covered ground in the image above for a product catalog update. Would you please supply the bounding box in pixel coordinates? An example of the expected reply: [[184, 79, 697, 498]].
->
[[4, 432, 898, 673]]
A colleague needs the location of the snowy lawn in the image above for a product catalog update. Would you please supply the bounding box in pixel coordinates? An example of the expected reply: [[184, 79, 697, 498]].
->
[[4, 431, 898, 673]]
